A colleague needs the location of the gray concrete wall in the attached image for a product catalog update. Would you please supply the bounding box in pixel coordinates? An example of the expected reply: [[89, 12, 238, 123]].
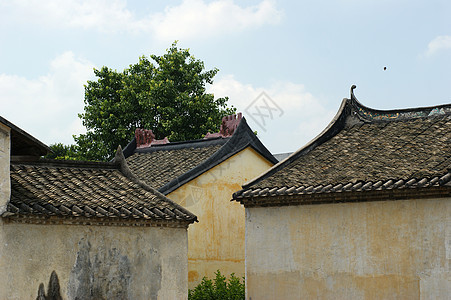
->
[[0, 123, 10, 214], [0, 221, 188, 300], [245, 198, 451, 299]]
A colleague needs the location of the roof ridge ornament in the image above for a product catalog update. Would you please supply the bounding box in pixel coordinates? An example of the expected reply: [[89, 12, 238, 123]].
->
[[204, 112, 243, 139], [349, 84, 451, 122], [350, 85, 357, 101], [135, 128, 169, 148]]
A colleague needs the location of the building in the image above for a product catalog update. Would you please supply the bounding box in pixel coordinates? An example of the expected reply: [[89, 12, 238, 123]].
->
[[0, 116, 197, 299], [124, 113, 277, 287], [233, 86, 451, 299]]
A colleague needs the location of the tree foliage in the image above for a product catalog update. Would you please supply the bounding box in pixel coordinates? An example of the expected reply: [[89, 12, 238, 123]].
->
[[74, 42, 235, 161], [188, 271, 245, 300], [45, 143, 79, 160]]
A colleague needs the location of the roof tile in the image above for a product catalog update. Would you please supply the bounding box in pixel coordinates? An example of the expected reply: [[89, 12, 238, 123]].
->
[[126, 143, 223, 189], [124, 117, 278, 194], [8, 161, 197, 224], [234, 88, 451, 204]]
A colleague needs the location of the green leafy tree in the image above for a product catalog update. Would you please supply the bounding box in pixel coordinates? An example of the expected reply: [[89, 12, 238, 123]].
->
[[75, 42, 235, 161], [188, 271, 245, 300], [45, 143, 79, 160]]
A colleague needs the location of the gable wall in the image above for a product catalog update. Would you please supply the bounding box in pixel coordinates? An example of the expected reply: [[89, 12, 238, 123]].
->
[[0, 221, 188, 300], [0, 123, 10, 214], [245, 197, 451, 299], [167, 147, 274, 288]]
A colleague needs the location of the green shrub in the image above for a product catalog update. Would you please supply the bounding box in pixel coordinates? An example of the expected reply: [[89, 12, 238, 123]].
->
[[188, 270, 245, 300]]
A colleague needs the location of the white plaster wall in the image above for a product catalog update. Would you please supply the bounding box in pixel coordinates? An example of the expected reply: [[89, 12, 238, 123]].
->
[[245, 198, 451, 300], [0, 221, 188, 300], [0, 123, 10, 214]]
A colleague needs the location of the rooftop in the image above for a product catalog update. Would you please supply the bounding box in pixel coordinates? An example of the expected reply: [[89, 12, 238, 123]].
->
[[124, 115, 277, 194], [126, 137, 228, 191], [0, 115, 197, 227], [5, 151, 197, 227], [233, 86, 451, 206]]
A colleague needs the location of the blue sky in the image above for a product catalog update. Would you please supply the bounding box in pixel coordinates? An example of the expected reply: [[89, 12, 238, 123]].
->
[[1, 0, 450, 154]]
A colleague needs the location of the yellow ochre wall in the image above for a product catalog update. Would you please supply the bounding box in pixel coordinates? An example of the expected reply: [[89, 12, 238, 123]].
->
[[245, 198, 451, 300], [168, 147, 274, 288]]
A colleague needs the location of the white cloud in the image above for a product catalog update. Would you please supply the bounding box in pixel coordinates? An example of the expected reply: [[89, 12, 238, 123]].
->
[[151, 0, 283, 41], [0, 52, 94, 145], [209, 75, 336, 154], [2, 0, 282, 38], [2, 0, 139, 33], [426, 35, 451, 56]]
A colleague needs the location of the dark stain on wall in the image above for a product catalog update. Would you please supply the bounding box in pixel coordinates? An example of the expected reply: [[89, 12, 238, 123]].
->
[[148, 248, 162, 300], [36, 271, 63, 300], [68, 238, 132, 300]]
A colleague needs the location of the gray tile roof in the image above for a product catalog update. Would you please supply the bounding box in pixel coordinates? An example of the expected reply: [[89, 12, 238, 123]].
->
[[124, 118, 278, 194], [233, 86, 451, 205], [5, 153, 197, 226], [126, 139, 226, 189]]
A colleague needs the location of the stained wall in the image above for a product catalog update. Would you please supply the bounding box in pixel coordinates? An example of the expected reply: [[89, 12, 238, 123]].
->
[[0, 221, 188, 300], [168, 147, 274, 288], [0, 123, 10, 214], [245, 198, 451, 299]]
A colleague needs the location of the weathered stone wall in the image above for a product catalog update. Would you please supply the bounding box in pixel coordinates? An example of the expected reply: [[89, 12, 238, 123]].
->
[[168, 147, 273, 288], [0, 221, 188, 300], [245, 198, 451, 299], [0, 123, 10, 214]]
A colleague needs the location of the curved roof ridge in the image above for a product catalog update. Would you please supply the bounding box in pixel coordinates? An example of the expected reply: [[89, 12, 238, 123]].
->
[[159, 117, 277, 194], [112, 146, 198, 223], [242, 90, 352, 190], [241, 85, 451, 191], [135, 137, 229, 153], [123, 134, 228, 158], [349, 85, 451, 123]]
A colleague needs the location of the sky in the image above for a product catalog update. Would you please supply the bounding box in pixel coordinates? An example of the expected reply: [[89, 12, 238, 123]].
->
[[1, 0, 450, 155]]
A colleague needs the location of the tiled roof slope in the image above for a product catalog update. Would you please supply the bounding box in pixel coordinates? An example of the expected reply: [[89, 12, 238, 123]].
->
[[125, 118, 278, 194], [4, 150, 197, 226], [126, 138, 226, 190], [233, 86, 451, 205]]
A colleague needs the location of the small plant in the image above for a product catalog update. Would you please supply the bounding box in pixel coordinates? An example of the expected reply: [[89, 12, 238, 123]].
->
[[188, 270, 245, 300]]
